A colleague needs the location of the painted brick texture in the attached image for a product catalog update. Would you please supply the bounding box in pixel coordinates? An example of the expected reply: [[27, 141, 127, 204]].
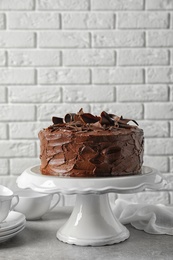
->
[[0, 0, 172, 192]]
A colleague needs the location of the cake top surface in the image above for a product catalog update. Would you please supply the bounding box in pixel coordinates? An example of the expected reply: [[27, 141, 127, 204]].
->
[[44, 108, 143, 135]]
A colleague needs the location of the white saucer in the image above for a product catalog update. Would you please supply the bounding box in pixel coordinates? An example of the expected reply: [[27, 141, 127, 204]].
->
[[0, 211, 26, 232], [0, 221, 26, 237], [0, 225, 25, 243]]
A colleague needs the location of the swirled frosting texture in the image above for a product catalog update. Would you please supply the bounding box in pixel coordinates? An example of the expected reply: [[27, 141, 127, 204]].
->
[[38, 109, 144, 177]]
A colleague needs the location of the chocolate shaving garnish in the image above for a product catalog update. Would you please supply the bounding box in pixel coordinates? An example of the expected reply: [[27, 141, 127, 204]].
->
[[78, 108, 84, 115], [65, 113, 76, 123], [110, 114, 138, 126], [100, 111, 114, 125], [132, 119, 138, 126], [80, 113, 100, 124], [52, 117, 63, 124], [119, 117, 138, 126], [51, 108, 139, 131]]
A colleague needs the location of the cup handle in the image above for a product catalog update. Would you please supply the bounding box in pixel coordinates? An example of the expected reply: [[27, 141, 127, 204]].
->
[[10, 195, 19, 211], [48, 193, 60, 212]]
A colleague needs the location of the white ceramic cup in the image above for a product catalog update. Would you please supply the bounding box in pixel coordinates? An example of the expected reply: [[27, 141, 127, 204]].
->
[[0, 185, 19, 223], [14, 189, 60, 220]]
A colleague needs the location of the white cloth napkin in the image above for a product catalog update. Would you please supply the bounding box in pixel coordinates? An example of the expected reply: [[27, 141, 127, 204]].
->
[[111, 199, 173, 235]]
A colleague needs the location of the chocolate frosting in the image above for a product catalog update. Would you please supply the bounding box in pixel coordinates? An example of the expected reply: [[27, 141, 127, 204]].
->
[[39, 109, 144, 177]]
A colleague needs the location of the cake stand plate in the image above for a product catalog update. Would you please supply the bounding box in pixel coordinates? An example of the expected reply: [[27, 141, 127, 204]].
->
[[16, 166, 166, 246]]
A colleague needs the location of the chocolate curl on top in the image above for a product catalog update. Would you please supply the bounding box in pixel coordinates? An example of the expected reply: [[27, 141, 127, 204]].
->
[[109, 114, 138, 126], [51, 108, 139, 130], [64, 113, 76, 123], [52, 116, 64, 124], [77, 108, 84, 115], [65, 111, 100, 125], [80, 113, 100, 124], [119, 116, 138, 126], [100, 111, 114, 125]]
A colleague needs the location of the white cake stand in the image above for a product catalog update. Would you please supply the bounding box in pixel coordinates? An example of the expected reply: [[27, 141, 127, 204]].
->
[[16, 165, 166, 246]]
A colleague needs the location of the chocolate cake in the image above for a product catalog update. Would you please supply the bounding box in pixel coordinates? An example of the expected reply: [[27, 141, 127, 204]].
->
[[38, 109, 144, 177]]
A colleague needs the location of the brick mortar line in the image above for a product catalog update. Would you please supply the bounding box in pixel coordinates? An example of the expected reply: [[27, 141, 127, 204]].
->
[[0, 102, 172, 105], [1, 64, 171, 68], [6, 123, 9, 140], [142, 103, 145, 119], [35, 32, 37, 48], [143, 68, 146, 84], [34, 68, 37, 85], [0, 65, 166, 68], [5, 84, 8, 103], [170, 12, 173, 29], [88, 0, 91, 11], [3, 13, 6, 30], [59, 13, 62, 29], [59, 51, 63, 66], [0, 10, 173, 13], [168, 121, 171, 137], [89, 32, 92, 48], [168, 84, 171, 102], [1, 29, 171, 31], [168, 12, 171, 28], [0, 83, 171, 86], [143, 0, 146, 10], [168, 192, 172, 204], [1, 11, 172, 13], [3, 48, 172, 51], [114, 50, 117, 66], [35, 10, 173, 12], [5, 50, 8, 67], [32, 0, 36, 10], [2, 84, 172, 87], [59, 87, 63, 102], [1, 47, 172, 50], [32, 10, 149, 12], [114, 86, 116, 102], [5, 29, 171, 31], [8, 64, 170, 69], [114, 13, 117, 29], [4, 66, 172, 68]]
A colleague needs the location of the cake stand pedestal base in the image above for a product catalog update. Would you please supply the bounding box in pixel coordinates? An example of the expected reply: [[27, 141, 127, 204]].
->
[[17, 165, 167, 247], [57, 193, 129, 246]]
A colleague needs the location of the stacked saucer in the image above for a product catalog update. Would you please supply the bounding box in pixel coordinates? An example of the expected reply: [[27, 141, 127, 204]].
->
[[0, 184, 26, 243], [0, 211, 26, 243]]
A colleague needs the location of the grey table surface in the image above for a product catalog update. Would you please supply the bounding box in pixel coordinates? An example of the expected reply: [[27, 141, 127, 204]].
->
[[0, 207, 172, 260]]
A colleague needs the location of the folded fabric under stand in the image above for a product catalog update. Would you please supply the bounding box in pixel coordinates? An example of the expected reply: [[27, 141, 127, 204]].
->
[[16, 165, 166, 246]]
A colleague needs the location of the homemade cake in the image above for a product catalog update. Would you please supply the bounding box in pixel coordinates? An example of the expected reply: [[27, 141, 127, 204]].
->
[[38, 109, 144, 177]]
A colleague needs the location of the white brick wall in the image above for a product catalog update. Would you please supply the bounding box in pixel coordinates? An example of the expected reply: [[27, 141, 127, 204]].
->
[[62, 13, 114, 29], [118, 12, 169, 29], [0, 32, 35, 48], [9, 13, 60, 29], [0, 0, 34, 10], [93, 31, 145, 47], [0, 0, 173, 205], [8, 50, 61, 66], [39, 32, 90, 48]]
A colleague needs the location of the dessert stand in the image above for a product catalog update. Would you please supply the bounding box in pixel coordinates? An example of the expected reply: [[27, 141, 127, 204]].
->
[[16, 165, 166, 247]]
